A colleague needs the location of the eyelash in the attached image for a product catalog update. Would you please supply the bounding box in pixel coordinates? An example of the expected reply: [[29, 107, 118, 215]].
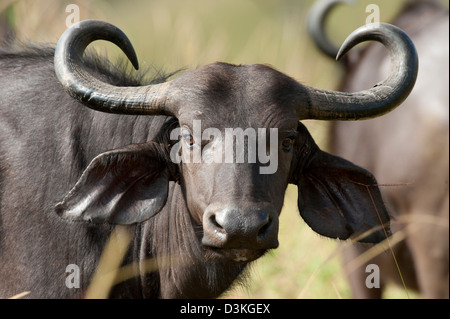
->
[[281, 137, 295, 152]]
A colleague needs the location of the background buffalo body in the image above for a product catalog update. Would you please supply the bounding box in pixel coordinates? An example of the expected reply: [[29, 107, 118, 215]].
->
[[309, 0, 449, 298]]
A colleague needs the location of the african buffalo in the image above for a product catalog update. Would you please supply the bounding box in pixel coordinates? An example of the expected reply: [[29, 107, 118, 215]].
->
[[0, 19, 417, 298], [308, 0, 449, 298]]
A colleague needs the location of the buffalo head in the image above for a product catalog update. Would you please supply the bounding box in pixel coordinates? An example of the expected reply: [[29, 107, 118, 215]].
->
[[54, 20, 417, 263]]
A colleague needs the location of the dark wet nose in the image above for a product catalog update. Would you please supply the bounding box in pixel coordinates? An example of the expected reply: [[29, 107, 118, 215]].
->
[[202, 205, 279, 250]]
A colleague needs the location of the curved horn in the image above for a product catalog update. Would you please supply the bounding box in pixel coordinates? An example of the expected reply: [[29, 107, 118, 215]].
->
[[298, 23, 418, 120], [54, 19, 175, 116], [307, 0, 351, 58]]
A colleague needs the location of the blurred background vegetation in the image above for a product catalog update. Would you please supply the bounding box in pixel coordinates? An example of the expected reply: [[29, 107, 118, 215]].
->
[[1, 0, 447, 299]]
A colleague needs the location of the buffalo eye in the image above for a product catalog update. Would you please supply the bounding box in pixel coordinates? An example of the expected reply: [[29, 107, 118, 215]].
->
[[181, 126, 195, 147], [282, 137, 295, 152], [184, 134, 195, 146]]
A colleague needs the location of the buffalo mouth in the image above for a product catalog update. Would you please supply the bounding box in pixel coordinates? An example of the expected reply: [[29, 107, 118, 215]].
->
[[205, 247, 268, 263]]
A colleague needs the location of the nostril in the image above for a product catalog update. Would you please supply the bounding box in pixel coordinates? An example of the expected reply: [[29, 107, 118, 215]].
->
[[209, 214, 224, 230], [203, 210, 228, 248], [257, 216, 271, 237], [203, 206, 279, 249]]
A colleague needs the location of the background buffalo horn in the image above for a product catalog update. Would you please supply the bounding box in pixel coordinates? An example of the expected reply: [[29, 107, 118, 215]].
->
[[54, 19, 175, 116], [298, 23, 418, 120], [307, 0, 351, 59]]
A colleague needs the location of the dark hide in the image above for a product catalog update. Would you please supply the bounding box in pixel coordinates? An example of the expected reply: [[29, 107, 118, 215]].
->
[[1, 43, 390, 298]]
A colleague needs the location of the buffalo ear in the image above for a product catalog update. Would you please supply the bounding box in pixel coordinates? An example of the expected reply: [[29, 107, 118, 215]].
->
[[295, 149, 391, 243], [56, 142, 170, 225]]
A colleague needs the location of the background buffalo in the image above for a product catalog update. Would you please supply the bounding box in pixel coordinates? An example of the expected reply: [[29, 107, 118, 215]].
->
[[308, 0, 449, 298]]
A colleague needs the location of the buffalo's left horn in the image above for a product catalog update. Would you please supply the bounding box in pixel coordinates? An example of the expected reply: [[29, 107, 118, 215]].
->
[[298, 23, 418, 120], [54, 19, 177, 116]]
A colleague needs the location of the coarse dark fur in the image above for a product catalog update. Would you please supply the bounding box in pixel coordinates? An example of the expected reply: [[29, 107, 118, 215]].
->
[[0, 36, 391, 298], [0, 43, 249, 298]]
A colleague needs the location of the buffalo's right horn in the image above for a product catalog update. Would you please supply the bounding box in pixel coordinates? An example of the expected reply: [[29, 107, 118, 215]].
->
[[54, 19, 177, 117]]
